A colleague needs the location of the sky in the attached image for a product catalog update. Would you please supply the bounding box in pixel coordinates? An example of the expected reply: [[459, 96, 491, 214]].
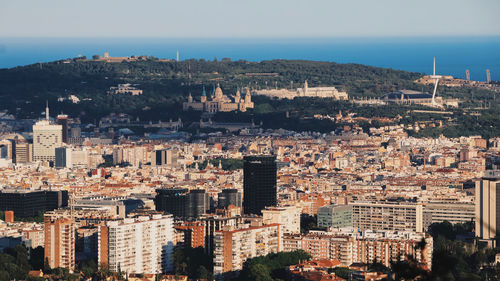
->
[[0, 0, 499, 38]]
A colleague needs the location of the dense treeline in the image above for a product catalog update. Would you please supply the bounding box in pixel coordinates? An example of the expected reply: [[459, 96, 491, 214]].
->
[[390, 221, 500, 281], [237, 250, 312, 281]]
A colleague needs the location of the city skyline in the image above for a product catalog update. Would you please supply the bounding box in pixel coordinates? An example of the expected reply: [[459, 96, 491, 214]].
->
[[0, 1, 500, 280]]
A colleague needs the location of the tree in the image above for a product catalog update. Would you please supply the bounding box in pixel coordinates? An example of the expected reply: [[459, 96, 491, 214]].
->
[[247, 264, 273, 281]]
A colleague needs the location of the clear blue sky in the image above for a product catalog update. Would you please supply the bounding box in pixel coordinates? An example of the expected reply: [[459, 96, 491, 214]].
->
[[1, 0, 499, 38]]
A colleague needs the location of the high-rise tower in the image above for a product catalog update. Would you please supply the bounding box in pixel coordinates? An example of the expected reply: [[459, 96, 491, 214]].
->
[[475, 170, 500, 247], [33, 103, 62, 162], [243, 155, 277, 215], [44, 217, 75, 271], [56, 114, 69, 143]]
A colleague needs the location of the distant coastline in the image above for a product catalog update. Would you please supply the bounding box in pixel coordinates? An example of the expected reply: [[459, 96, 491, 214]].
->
[[1, 36, 499, 81]]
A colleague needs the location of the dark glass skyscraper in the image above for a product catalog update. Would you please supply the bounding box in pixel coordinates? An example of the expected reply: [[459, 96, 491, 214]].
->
[[155, 188, 210, 218], [56, 115, 69, 143], [218, 189, 242, 209], [243, 155, 277, 215]]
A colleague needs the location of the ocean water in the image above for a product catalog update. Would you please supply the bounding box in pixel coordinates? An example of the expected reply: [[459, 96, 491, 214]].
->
[[0, 37, 499, 81]]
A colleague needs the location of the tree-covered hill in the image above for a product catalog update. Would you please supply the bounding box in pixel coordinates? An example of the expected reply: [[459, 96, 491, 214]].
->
[[0, 58, 422, 119], [1, 58, 498, 138]]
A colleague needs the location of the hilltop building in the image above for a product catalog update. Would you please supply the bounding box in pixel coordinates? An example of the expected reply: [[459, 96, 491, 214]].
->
[[183, 85, 254, 113], [382, 90, 442, 106], [107, 83, 143, 96], [253, 80, 348, 100]]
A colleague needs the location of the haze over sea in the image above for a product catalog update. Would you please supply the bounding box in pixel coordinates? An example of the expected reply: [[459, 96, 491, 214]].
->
[[1, 37, 499, 81]]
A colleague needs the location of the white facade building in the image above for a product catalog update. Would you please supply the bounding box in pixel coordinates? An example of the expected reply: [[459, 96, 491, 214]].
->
[[350, 201, 423, 233], [254, 80, 348, 100], [98, 214, 174, 274], [33, 120, 62, 162], [262, 205, 301, 234]]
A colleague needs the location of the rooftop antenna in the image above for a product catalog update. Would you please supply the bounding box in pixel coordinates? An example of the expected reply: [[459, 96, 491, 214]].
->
[[430, 57, 442, 107], [45, 100, 49, 121], [70, 188, 74, 220]]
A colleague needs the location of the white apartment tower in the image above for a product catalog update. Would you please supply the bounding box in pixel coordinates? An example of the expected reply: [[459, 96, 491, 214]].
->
[[33, 103, 62, 162], [98, 214, 175, 274]]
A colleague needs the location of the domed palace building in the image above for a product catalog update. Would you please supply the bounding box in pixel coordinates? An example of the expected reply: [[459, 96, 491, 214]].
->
[[183, 84, 254, 113]]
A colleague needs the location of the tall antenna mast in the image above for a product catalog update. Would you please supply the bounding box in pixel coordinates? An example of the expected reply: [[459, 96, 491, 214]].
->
[[430, 57, 442, 107], [45, 100, 49, 121], [433, 57, 436, 76]]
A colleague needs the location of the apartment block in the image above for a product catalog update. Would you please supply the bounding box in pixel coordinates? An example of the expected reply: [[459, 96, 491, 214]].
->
[[213, 223, 281, 280], [98, 214, 174, 274], [44, 217, 75, 271], [175, 221, 205, 248], [262, 205, 301, 234], [422, 201, 475, 230], [351, 201, 423, 233], [283, 230, 432, 270]]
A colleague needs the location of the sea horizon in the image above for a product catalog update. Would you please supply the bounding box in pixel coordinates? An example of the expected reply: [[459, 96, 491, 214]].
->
[[1, 36, 499, 81]]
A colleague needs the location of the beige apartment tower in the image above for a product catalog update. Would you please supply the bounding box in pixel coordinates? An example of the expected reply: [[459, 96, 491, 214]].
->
[[475, 171, 500, 246], [33, 120, 62, 162]]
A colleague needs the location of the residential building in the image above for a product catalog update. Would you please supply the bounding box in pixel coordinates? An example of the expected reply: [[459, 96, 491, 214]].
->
[[350, 201, 423, 233], [283, 230, 433, 269], [44, 217, 75, 271], [174, 221, 205, 248], [201, 214, 246, 255], [213, 223, 281, 280], [422, 201, 475, 230], [262, 205, 301, 234], [98, 214, 175, 274]]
